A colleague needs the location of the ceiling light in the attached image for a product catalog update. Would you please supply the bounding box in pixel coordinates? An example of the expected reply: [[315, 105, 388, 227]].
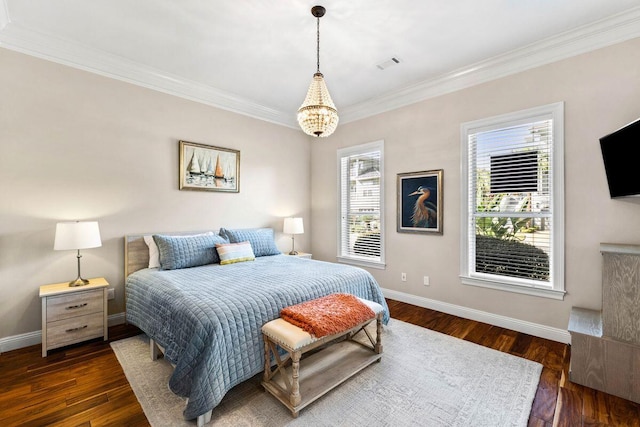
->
[[297, 5, 338, 138]]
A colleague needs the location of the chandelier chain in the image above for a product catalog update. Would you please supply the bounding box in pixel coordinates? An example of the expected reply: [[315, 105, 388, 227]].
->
[[316, 16, 320, 73]]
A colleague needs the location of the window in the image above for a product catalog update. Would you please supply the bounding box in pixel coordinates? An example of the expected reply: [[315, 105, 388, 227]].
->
[[337, 140, 385, 269], [460, 103, 564, 299]]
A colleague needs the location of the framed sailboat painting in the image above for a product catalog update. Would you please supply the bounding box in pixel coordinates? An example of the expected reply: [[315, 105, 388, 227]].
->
[[179, 140, 240, 192]]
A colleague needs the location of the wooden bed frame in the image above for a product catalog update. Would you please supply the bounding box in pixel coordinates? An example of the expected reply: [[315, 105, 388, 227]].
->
[[124, 234, 150, 277]]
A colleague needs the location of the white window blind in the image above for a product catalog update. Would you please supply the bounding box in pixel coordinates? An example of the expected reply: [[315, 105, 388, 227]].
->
[[337, 141, 384, 268], [461, 103, 564, 299]]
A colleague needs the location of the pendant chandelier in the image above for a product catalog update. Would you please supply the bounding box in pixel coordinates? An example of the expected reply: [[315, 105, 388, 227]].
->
[[297, 5, 339, 138]]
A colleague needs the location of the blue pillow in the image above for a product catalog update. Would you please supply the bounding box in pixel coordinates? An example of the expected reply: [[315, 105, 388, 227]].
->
[[153, 233, 228, 270], [219, 228, 281, 257]]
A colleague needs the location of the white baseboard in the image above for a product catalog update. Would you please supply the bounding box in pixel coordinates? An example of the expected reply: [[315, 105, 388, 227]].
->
[[108, 312, 126, 327], [0, 330, 42, 354], [382, 288, 571, 344], [0, 312, 127, 354]]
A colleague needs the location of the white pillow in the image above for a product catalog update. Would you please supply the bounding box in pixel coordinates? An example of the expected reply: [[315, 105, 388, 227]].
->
[[143, 235, 161, 269], [143, 232, 215, 269]]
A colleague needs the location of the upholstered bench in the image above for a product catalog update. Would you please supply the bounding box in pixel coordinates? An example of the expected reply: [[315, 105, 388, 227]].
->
[[261, 296, 384, 417]]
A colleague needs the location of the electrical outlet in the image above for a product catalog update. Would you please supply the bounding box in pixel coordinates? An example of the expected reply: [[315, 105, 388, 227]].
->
[[401, 272, 407, 282], [423, 276, 430, 286], [107, 288, 115, 300]]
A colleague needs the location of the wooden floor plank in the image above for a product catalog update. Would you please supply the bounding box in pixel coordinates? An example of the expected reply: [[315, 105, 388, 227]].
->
[[461, 320, 494, 345], [440, 316, 477, 339], [509, 332, 535, 357], [542, 340, 566, 372], [1, 300, 639, 426], [476, 325, 506, 349], [530, 367, 561, 423], [553, 387, 584, 427], [492, 330, 519, 353], [583, 388, 612, 426], [528, 414, 552, 427], [604, 393, 640, 427], [525, 337, 552, 365], [56, 385, 149, 427]]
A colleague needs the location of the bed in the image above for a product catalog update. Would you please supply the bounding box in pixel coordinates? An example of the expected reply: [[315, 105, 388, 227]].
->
[[124, 229, 389, 423]]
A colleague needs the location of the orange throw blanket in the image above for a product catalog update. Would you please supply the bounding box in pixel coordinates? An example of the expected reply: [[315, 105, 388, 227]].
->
[[280, 293, 376, 338]]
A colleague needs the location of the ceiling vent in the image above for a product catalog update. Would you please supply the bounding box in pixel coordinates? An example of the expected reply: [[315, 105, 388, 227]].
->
[[376, 57, 401, 70]]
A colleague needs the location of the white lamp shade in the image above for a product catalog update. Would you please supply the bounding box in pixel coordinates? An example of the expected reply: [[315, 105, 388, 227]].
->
[[283, 217, 304, 235], [54, 221, 102, 251]]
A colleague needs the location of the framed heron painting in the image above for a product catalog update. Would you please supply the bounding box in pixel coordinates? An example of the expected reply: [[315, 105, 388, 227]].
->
[[179, 140, 240, 193], [397, 169, 443, 234]]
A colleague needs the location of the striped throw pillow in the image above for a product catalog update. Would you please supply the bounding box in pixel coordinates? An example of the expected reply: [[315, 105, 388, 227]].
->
[[216, 241, 256, 265]]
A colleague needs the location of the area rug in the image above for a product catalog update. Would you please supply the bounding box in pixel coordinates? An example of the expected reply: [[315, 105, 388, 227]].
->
[[111, 320, 541, 426]]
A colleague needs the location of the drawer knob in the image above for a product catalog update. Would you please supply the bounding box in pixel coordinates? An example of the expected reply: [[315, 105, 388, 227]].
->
[[65, 325, 88, 333], [66, 303, 88, 310]]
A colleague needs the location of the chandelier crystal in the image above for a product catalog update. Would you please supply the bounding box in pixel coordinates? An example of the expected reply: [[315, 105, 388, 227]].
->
[[297, 5, 339, 138]]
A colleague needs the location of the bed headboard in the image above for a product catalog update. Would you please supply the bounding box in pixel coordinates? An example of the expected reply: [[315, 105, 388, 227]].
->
[[124, 230, 217, 277], [124, 234, 149, 277]]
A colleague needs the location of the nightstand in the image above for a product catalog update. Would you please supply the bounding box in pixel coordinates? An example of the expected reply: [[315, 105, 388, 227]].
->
[[286, 252, 312, 259], [39, 277, 109, 357]]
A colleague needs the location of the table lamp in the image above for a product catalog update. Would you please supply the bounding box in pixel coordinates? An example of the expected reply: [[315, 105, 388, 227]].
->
[[283, 217, 304, 255], [54, 221, 102, 286]]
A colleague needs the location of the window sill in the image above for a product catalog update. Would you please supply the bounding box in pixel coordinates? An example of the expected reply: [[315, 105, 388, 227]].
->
[[460, 275, 565, 300], [337, 256, 386, 270]]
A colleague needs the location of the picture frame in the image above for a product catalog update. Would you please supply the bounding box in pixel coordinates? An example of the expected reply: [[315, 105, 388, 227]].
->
[[179, 140, 240, 193], [397, 169, 443, 234]]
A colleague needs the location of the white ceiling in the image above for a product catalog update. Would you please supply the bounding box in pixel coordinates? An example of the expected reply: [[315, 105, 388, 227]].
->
[[1, 1, 640, 129]]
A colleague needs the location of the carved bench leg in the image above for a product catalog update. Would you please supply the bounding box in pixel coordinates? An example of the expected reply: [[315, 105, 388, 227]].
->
[[263, 335, 270, 384], [375, 313, 383, 354], [290, 350, 302, 407]]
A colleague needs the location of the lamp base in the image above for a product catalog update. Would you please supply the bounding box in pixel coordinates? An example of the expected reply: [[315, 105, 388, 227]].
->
[[68, 277, 90, 287], [288, 250, 299, 255]]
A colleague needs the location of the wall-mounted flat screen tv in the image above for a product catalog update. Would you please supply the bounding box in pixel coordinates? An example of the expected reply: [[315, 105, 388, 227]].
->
[[600, 118, 640, 198]]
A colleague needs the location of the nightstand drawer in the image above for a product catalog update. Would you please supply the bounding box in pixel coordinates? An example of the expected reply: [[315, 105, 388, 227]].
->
[[46, 289, 103, 322], [46, 312, 105, 350]]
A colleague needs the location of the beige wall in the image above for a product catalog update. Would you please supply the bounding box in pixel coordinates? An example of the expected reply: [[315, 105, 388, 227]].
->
[[0, 48, 311, 340], [311, 37, 640, 331], [3, 36, 640, 343]]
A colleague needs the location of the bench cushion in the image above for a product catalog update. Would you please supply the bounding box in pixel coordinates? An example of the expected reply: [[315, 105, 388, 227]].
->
[[262, 298, 383, 350]]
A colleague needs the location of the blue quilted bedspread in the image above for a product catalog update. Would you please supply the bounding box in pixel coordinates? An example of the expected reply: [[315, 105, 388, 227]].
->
[[125, 255, 389, 420]]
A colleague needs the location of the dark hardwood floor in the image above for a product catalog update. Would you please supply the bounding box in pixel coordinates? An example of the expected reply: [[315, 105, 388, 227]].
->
[[0, 323, 148, 427], [1, 299, 639, 426]]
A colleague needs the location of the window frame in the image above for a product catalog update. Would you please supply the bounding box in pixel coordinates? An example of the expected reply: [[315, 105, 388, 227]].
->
[[336, 140, 385, 269], [460, 102, 565, 300]]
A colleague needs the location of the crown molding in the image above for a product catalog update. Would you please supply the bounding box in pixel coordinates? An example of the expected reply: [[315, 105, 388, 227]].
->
[[0, 20, 298, 129], [340, 6, 640, 124], [0, 4, 639, 129], [0, 0, 9, 30]]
